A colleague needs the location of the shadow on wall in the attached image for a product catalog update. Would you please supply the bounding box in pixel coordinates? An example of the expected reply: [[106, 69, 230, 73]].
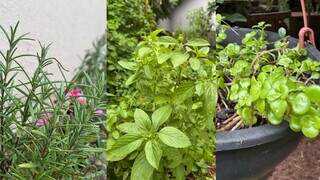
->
[[158, 0, 208, 31]]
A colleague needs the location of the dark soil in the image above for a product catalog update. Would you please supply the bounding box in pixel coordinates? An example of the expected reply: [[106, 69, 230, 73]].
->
[[269, 137, 320, 180]]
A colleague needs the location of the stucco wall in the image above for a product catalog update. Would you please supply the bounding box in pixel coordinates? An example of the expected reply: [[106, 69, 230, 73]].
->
[[0, 0, 105, 80], [158, 0, 207, 31]]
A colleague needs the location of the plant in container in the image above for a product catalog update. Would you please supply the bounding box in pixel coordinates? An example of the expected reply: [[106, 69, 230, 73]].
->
[[215, 14, 320, 180]]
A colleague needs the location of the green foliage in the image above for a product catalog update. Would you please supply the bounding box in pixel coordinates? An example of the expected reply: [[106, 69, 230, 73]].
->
[[186, 8, 211, 39], [216, 19, 320, 138], [0, 23, 106, 178], [73, 36, 107, 178], [107, 30, 216, 179], [107, 0, 156, 101]]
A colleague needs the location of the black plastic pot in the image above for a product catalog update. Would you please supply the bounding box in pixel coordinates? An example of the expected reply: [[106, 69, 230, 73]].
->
[[216, 28, 320, 180]]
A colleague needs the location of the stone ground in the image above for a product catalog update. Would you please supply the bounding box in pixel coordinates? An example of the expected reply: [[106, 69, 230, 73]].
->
[[269, 137, 320, 180]]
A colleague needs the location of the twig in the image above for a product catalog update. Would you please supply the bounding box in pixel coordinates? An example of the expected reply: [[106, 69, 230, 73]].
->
[[219, 92, 229, 109], [231, 120, 243, 131], [222, 114, 237, 124], [217, 116, 241, 132], [305, 77, 313, 85]]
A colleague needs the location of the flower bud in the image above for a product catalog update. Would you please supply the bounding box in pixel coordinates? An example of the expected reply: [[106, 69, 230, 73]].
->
[[94, 109, 105, 117], [77, 96, 87, 105], [35, 118, 49, 127]]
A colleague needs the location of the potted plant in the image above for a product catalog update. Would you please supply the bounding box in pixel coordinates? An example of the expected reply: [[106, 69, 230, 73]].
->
[[215, 15, 320, 180]]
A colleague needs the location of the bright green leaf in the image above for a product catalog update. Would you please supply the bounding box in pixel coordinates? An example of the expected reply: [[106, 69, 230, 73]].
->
[[158, 53, 172, 64], [117, 122, 141, 134], [173, 83, 195, 105], [158, 127, 191, 148], [269, 99, 287, 119], [186, 39, 210, 47], [268, 112, 282, 125], [107, 134, 143, 161], [125, 73, 139, 86], [289, 93, 310, 115], [151, 105, 173, 130], [131, 152, 154, 180], [138, 47, 153, 58], [144, 140, 162, 169], [189, 58, 200, 71], [170, 52, 190, 68], [302, 126, 319, 138], [289, 115, 302, 132], [118, 61, 137, 70], [304, 85, 320, 102], [157, 36, 178, 45], [134, 109, 152, 130], [240, 107, 257, 125]]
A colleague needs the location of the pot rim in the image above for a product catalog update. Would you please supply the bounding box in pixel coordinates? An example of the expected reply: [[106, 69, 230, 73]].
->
[[216, 123, 295, 151], [216, 27, 320, 152]]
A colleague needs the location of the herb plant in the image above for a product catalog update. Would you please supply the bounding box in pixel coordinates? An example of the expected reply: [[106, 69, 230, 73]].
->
[[0, 22, 106, 179], [215, 20, 320, 138], [107, 30, 216, 179], [107, 0, 156, 101]]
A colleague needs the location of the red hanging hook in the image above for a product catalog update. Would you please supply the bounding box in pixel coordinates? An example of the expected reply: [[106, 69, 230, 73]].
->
[[299, 0, 316, 48]]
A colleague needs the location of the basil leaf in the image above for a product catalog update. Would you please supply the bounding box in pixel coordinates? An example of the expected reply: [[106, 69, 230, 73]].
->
[[134, 109, 152, 130], [144, 140, 162, 169], [157, 53, 172, 64], [107, 134, 143, 161], [118, 61, 137, 70], [186, 39, 210, 47], [117, 122, 141, 134], [170, 52, 189, 68], [158, 127, 191, 148], [138, 47, 153, 58], [131, 152, 154, 180], [151, 105, 173, 130], [189, 58, 200, 71]]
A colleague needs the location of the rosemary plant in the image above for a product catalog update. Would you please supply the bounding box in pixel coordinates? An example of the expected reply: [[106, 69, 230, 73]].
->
[[0, 22, 106, 179]]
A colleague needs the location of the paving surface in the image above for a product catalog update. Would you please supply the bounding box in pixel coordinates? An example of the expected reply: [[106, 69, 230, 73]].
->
[[269, 137, 320, 180]]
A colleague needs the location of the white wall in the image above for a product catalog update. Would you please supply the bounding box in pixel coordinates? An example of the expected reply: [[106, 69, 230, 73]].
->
[[0, 0, 105, 80], [158, 0, 207, 32]]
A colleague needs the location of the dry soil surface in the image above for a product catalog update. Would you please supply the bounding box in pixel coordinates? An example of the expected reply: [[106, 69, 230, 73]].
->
[[269, 137, 320, 180]]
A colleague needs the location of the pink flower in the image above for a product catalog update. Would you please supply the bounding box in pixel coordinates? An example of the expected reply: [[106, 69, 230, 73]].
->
[[66, 88, 87, 105], [94, 109, 105, 117], [66, 88, 82, 97], [77, 97, 87, 105], [35, 118, 49, 127], [35, 113, 52, 127]]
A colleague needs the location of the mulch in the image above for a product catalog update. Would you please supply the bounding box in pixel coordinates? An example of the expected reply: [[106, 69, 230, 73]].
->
[[268, 137, 320, 180]]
